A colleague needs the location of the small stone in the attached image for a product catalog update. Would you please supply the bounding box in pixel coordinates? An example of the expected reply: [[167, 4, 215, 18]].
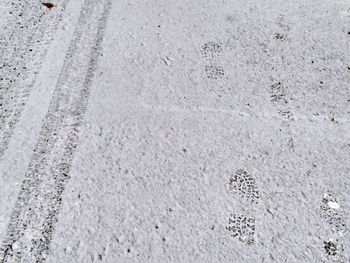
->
[[42, 2, 55, 9]]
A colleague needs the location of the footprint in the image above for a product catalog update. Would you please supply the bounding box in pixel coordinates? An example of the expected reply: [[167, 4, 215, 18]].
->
[[270, 82, 287, 104], [320, 192, 348, 262], [274, 33, 286, 40], [320, 192, 347, 234], [200, 42, 223, 58], [323, 239, 346, 262], [273, 16, 289, 41], [229, 169, 260, 204], [278, 109, 293, 120], [205, 65, 224, 80], [269, 81, 294, 148], [226, 213, 256, 245], [226, 169, 260, 245], [275, 15, 291, 34], [200, 42, 225, 82]]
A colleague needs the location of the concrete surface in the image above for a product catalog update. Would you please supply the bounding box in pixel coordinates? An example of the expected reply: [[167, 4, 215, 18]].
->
[[0, 0, 349, 262]]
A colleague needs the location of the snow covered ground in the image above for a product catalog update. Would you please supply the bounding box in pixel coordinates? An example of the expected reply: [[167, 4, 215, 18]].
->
[[0, 0, 349, 262]]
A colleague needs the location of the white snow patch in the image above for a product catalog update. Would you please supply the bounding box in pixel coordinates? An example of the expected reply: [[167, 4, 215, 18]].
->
[[327, 201, 340, 210]]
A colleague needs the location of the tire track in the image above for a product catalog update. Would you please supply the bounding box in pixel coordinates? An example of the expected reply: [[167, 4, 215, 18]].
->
[[0, 0, 111, 261], [0, 0, 69, 160]]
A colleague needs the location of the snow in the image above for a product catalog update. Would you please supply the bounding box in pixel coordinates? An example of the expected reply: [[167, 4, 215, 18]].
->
[[0, 0, 349, 262]]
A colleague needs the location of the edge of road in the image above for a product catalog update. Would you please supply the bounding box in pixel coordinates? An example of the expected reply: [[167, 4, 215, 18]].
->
[[0, 0, 85, 248]]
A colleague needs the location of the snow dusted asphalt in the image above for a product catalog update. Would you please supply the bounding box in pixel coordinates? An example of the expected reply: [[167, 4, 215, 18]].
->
[[0, 0, 349, 262]]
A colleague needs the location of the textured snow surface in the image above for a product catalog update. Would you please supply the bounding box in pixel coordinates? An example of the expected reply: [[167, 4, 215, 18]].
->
[[0, 0, 349, 262]]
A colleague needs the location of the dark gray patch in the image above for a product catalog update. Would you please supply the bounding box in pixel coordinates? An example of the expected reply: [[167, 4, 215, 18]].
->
[[225, 15, 235, 24], [324, 240, 339, 256], [274, 33, 286, 40], [278, 109, 293, 119], [226, 213, 255, 245], [229, 169, 260, 204], [323, 239, 345, 262], [200, 42, 223, 58], [205, 65, 224, 80], [270, 82, 287, 104]]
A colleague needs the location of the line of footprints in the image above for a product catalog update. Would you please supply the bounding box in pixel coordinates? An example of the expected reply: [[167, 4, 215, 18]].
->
[[225, 169, 349, 261], [201, 42, 348, 260], [200, 43, 259, 244], [225, 169, 348, 262]]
